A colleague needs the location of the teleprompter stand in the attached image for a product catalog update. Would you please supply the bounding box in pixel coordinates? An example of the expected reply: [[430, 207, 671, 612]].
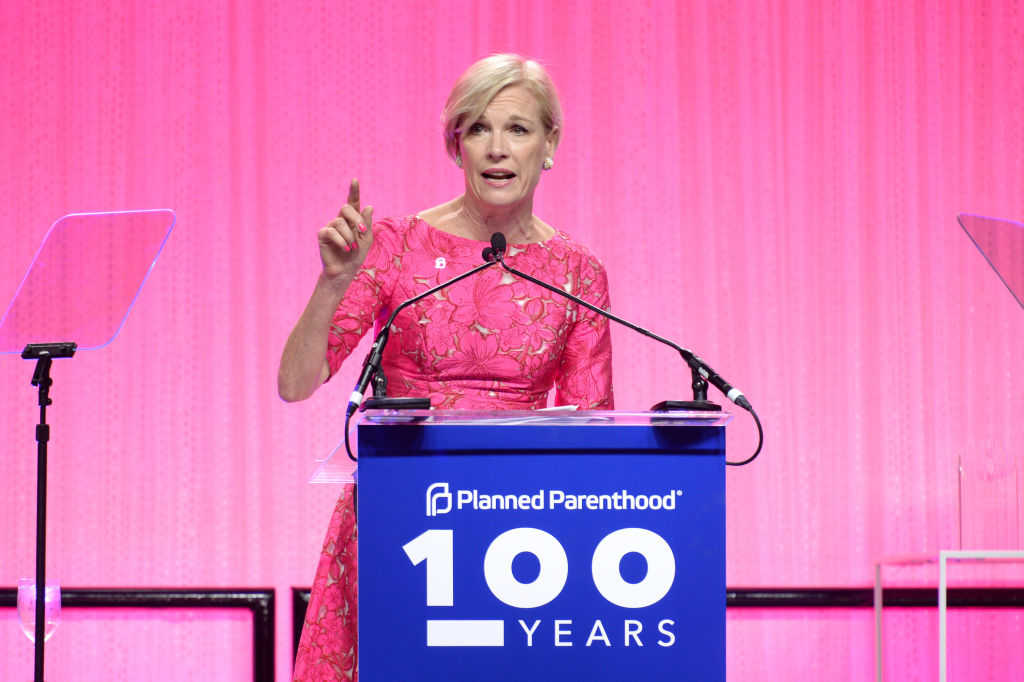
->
[[22, 342, 76, 680], [1, 211, 175, 682]]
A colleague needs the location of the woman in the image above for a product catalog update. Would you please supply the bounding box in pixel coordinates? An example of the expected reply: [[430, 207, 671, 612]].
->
[[280, 54, 613, 681]]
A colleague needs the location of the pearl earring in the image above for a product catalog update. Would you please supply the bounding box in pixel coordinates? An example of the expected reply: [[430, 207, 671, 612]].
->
[[542, 157, 554, 170], [455, 156, 463, 168]]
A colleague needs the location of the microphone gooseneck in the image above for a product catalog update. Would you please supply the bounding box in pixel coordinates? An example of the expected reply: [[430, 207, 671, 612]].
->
[[343, 250, 502, 461], [489, 233, 761, 464], [488, 232, 760, 464], [488, 233, 753, 414], [345, 254, 500, 421]]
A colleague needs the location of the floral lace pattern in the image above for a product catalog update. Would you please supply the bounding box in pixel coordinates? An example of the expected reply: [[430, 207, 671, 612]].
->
[[293, 484, 358, 681], [325, 216, 614, 410], [293, 217, 614, 681]]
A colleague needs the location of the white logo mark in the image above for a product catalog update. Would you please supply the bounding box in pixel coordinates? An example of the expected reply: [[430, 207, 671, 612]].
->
[[426, 482, 452, 516]]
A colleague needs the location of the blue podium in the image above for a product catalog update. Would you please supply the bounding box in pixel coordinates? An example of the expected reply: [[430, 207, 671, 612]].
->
[[357, 410, 729, 681]]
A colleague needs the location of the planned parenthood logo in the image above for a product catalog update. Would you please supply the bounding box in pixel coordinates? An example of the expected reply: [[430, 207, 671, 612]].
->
[[426, 482, 453, 516], [426, 482, 683, 516]]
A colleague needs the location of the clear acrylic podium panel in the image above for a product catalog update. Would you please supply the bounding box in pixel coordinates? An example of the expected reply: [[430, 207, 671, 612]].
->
[[0, 209, 176, 353], [957, 213, 1024, 309], [310, 409, 733, 483]]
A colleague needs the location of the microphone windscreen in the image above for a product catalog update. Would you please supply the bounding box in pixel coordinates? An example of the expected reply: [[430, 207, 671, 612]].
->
[[490, 232, 507, 255], [481, 246, 494, 262]]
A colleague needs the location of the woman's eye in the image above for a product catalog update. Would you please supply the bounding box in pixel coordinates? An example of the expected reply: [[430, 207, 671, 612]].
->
[[467, 122, 487, 134], [511, 124, 528, 134]]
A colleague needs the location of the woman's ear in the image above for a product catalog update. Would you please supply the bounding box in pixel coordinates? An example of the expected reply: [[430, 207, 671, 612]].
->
[[546, 126, 560, 157]]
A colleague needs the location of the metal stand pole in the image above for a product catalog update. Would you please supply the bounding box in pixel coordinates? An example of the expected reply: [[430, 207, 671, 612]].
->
[[22, 342, 76, 682]]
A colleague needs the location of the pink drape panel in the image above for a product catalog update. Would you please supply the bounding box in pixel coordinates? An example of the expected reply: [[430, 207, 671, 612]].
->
[[1, 1, 1021, 679]]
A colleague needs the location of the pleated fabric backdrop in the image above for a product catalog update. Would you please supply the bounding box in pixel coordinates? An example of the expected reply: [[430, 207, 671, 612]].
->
[[1, 0, 1022, 679]]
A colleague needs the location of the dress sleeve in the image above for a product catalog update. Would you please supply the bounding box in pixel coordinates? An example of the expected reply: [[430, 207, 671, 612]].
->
[[324, 219, 401, 379], [554, 252, 614, 409]]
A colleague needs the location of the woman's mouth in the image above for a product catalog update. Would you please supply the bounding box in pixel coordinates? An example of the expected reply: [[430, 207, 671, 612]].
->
[[482, 169, 516, 186]]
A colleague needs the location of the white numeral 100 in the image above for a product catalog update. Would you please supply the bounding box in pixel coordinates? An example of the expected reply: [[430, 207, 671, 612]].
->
[[402, 527, 675, 609]]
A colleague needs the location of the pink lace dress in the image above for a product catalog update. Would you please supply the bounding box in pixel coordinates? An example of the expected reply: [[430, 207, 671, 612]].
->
[[292, 217, 614, 681]]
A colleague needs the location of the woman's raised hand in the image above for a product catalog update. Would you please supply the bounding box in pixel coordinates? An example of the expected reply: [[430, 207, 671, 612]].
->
[[318, 178, 375, 280]]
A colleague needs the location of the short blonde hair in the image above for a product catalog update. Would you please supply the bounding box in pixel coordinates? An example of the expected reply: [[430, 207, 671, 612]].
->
[[442, 54, 563, 161]]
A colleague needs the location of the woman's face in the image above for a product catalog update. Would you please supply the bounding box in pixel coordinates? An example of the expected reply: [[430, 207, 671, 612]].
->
[[458, 85, 556, 211]]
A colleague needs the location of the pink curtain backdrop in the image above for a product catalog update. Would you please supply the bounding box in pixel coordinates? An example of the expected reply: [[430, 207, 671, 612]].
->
[[2, 0, 1022, 679]]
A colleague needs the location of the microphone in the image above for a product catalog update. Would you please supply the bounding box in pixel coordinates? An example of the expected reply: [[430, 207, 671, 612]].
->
[[490, 232, 507, 260], [489, 233, 751, 412], [482, 233, 507, 262], [347, 334, 388, 416], [685, 352, 751, 410], [346, 253, 500, 416]]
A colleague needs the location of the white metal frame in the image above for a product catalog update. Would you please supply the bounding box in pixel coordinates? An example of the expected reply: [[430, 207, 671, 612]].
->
[[874, 550, 1024, 682]]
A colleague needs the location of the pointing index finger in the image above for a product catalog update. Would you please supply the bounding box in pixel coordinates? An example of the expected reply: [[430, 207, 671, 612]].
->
[[345, 178, 360, 214]]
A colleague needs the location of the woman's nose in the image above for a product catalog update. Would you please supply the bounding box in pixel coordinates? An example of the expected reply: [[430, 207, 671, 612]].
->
[[487, 133, 509, 159]]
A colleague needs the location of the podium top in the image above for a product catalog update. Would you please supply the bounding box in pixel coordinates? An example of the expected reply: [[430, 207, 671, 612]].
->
[[311, 410, 732, 484], [360, 409, 732, 427]]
